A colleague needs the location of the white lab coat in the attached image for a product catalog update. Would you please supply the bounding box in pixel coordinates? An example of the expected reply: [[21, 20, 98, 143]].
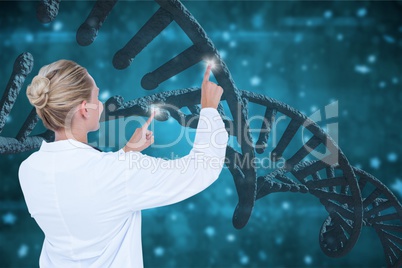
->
[[18, 107, 229, 267]]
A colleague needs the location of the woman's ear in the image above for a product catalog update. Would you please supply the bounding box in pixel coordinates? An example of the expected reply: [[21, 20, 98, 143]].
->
[[79, 100, 89, 118]]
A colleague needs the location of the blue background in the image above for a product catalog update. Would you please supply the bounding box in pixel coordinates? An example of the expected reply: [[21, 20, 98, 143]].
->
[[1, 0, 402, 267]]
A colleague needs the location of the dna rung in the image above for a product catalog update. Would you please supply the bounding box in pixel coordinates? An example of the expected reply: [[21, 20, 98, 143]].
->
[[76, 0, 118, 46], [255, 107, 276, 154], [37, 0, 61, 23], [113, 7, 174, 70], [0, 52, 46, 154], [0, 53, 33, 134], [141, 45, 206, 90]]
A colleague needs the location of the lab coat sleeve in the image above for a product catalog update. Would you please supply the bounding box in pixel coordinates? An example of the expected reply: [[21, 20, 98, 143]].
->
[[123, 107, 229, 211]]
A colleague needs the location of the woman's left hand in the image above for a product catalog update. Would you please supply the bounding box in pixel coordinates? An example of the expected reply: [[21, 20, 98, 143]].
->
[[123, 111, 155, 152]]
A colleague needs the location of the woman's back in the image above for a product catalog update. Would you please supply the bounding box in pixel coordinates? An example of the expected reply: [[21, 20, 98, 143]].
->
[[19, 139, 144, 267]]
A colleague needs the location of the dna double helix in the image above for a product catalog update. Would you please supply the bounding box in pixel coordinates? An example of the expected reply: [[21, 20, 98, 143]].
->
[[1, 0, 401, 266]]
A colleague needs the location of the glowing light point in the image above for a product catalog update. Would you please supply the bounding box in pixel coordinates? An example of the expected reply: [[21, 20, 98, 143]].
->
[[154, 246, 165, 257], [226, 234, 235, 242], [205, 59, 216, 69], [150, 105, 160, 116], [370, 157, 381, 169], [388, 152, 398, 162], [304, 255, 313, 265], [204, 226, 216, 237], [18, 244, 29, 258]]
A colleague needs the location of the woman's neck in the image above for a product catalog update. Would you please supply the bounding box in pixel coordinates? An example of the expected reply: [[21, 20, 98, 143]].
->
[[54, 128, 88, 144]]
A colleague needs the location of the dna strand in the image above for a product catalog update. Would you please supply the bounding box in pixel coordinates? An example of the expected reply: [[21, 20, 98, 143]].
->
[[0, 52, 54, 154], [0, 0, 399, 266]]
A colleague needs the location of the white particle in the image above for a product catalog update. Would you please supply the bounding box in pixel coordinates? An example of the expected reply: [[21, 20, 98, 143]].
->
[[301, 65, 308, 71], [252, 14, 264, 28], [299, 91, 305, 98], [265, 62, 272, 68], [250, 76, 261, 86], [187, 202, 195, 210], [53, 21, 63, 31], [25, 34, 34, 43], [379, 81, 387, 88], [282, 201, 290, 210], [18, 244, 29, 258], [383, 35, 395, 43], [242, 60, 248, 66], [337, 33, 344, 41], [205, 226, 215, 237], [310, 105, 318, 112], [6, 115, 12, 123], [387, 152, 398, 162], [226, 234, 236, 242], [323, 10, 332, 19], [294, 34, 303, 43], [229, 41, 237, 48], [219, 50, 227, 59], [392, 77, 399, 84], [357, 8, 367, 17], [391, 178, 402, 197], [154, 246, 165, 257], [367, 55, 376, 63], [222, 31, 230, 41], [370, 157, 381, 169], [225, 187, 233, 196], [304, 255, 313, 265], [275, 236, 283, 245], [99, 90, 110, 101], [258, 250, 267, 260], [170, 213, 177, 221], [2, 212, 17, 225], [354, 65, 370, 74], [240, 255, 249, 265]]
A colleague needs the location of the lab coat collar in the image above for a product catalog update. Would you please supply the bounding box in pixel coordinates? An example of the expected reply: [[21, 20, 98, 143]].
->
[[40, 139, 97, 152]]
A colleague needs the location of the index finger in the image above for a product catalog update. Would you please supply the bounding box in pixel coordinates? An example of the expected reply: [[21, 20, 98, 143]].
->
[[203, 64, 212, 83], [143, 110, 156, 128]]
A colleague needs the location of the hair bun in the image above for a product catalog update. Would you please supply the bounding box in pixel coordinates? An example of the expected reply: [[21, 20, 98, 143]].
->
[[27, 76, 50, 109]]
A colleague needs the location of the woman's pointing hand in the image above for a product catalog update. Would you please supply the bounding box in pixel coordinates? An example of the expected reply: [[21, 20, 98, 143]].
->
[[201, 64, 224, 109], [123, 110, 156, 152]]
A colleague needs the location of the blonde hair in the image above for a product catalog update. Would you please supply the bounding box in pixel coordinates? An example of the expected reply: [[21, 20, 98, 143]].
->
[[26, 60, 93, 131]]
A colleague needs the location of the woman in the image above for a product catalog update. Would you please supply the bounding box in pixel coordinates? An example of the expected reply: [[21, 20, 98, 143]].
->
[[18, 59, 228, 267]]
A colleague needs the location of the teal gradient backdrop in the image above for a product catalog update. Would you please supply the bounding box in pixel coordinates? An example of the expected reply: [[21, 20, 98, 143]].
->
[[0, 1, 401, 267]]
